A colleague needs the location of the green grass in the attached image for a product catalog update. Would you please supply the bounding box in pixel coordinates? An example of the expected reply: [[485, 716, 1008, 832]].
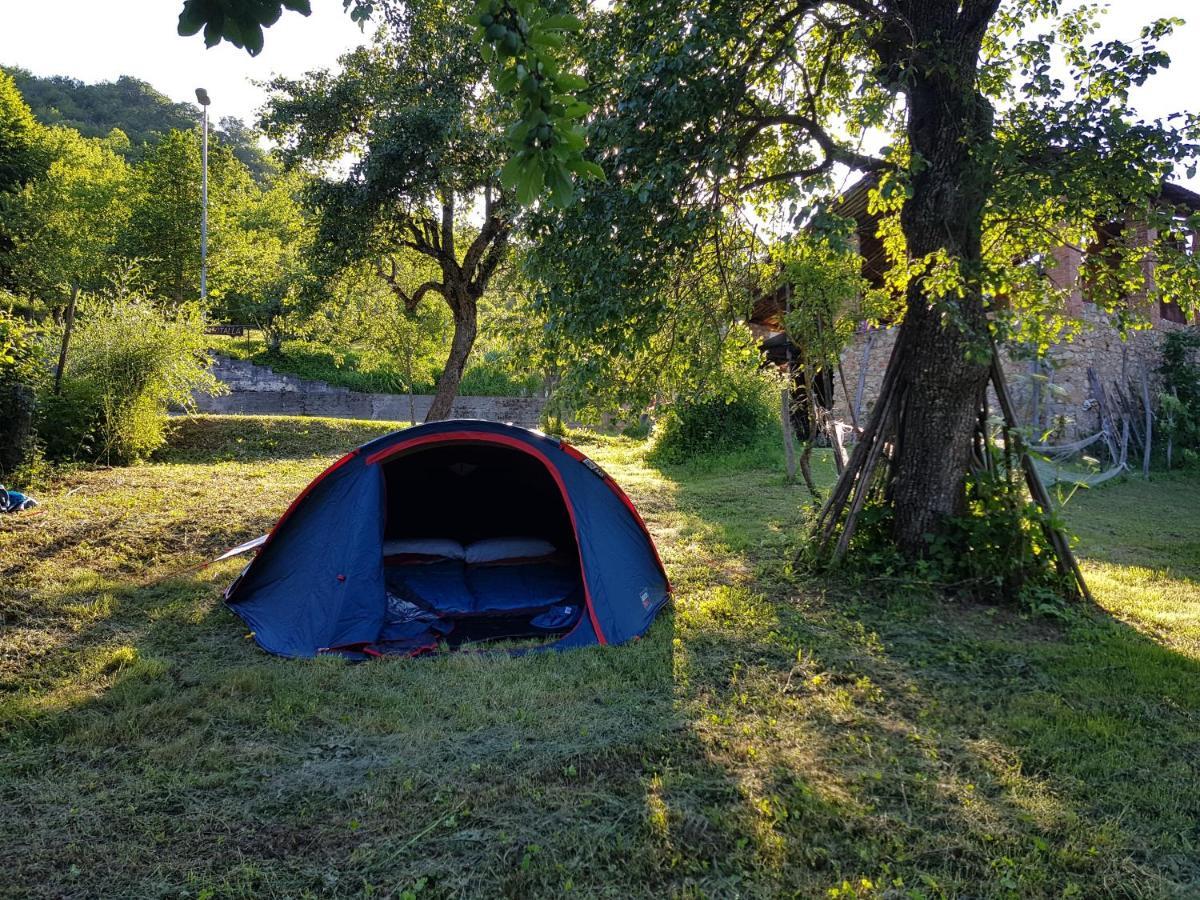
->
[[1, 415, 1198, 898], [206, 334, 542, 397]]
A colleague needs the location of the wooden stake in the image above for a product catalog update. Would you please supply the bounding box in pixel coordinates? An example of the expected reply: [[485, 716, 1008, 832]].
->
[[837, 358, 858, 429], [1141, 369, 1153, 479], [831, 382, 896, 563], [780, 387, 797, 485], [53, 283, 79, 396], [990, 349, 1094, 604]]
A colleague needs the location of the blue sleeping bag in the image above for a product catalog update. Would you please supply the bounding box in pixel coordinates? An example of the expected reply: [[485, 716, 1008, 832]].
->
[[466, 562, 580, 614], [385, 559, 580, 617]]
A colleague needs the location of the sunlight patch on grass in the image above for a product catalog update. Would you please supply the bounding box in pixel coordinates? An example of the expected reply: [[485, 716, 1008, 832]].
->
[[1083, 561, 1200, 658], [1, 416, 1198, 896]]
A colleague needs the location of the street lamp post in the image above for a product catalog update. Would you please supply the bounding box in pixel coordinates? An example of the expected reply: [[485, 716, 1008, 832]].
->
[[195, 88, 211, 305]]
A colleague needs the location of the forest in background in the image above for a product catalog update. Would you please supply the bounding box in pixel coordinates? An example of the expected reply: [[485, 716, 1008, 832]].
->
[[3, 66, 274, 181], [0, 53, 772, 469]]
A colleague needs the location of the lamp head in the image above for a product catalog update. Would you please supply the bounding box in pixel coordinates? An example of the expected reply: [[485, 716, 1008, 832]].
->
[[195, 88, 211, 106]]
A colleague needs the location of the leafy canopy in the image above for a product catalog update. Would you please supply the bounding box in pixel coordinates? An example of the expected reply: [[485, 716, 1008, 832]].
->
[[261, 0, 511, 293], [522, 1, 1199, 380], [9, 126, 130, 299]]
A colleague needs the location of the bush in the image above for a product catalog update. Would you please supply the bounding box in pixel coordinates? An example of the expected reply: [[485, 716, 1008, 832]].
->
[[457, 352, 542, 396], [36, 378, 103, 461], [651, 371, 779, 464], [42, 293, 222, 464], [0, 304, 45, 478], [1158, 328, 1200, 468]]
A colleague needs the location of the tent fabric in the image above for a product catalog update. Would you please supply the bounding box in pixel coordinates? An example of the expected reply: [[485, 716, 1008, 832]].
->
[[225, 420, 671, 658]]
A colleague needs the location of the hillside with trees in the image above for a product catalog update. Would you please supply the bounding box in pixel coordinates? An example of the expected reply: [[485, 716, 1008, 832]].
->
[[2, 66, 273, 179]]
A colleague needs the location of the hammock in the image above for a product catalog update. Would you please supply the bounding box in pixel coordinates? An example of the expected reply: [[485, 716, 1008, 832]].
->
[[832, 422, 1128, 488], [1032, 457, 1126, 487], [1028, 430, 1128, 487], [1028, 431, 1104, 460]]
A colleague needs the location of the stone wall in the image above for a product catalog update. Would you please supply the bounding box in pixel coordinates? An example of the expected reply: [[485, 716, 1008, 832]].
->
[[192, 355, 548, 427], [831, 306, 1185, 439]]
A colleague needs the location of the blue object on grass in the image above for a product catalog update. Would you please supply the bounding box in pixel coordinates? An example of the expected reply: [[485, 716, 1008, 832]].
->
[[224, 420, 670, 658], [0, 486, 37, 513]]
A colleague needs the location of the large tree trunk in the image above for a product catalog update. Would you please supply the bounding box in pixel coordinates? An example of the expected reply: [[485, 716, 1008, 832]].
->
[[882, 6, 999, 554], [425, 294, 477, 423]]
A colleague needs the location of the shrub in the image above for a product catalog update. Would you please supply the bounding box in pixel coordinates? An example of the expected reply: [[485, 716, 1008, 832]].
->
[[37, 378, 103, 461], [1158, 328, 1200, 468], [651, 371, 779, 464], [458, 353, 542, 396], [0, 303, 46, 478], [620, 416, 652, 440], [43, 293, 222, 464]]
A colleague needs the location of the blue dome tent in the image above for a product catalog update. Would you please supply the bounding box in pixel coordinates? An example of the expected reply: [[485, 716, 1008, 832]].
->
[[224, 420, 670, 658]]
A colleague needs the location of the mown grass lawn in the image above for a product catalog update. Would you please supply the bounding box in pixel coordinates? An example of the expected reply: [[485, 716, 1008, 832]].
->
[[1, 415, 1197, 899]]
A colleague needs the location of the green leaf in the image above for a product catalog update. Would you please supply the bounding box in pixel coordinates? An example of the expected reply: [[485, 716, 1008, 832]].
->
[[242, 21, 265, 55], [528, 30, 564, 50], [561, 126, 586, 151], [497, 67, 519, 94], [541, 14, 584, 32], [517, 160, 545, 205], [499, 153, 525, 191], [554, 73, 588, 92], [505, 119, 532, 147], [254, 4, 284, 27], [547, 164, 574, 207], [568, 159, 606, 181], [177, 1, 207, 37], [203, 17, 225, 48]]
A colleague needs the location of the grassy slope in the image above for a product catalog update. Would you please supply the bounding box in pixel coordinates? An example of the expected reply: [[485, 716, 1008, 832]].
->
[[205, 335, 540, 397], [1, 416, 1197, 899]]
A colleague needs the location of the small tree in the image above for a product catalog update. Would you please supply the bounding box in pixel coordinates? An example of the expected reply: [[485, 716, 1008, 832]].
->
[[0, 299, 44, 476], [0, 70, 48, 289], [1158, 328, 1200, 469], [776, 235, 873, 494], [207, 169, 312, 349], [261, 0, 514, 421], [9, 126, 130, 302], [45, 282, 222, 464], [122, 128, 246, 304]]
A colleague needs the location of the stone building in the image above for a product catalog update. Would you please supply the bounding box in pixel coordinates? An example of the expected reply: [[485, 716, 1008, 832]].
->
[[753, 177, 1200, 440]]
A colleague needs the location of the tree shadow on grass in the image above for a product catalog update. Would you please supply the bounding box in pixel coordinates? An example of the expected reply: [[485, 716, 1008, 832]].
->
[[654, 453, 1200, 896], [2, 567, 739, 897], [159, 414, 403, 464], [5, 437, 1199, 897]]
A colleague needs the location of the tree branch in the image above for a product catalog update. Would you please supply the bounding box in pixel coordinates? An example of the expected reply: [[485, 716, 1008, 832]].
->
[[441, 196, 456, 261], [401, 217, 437, 256], [738, 156, 836, 194], [743, 113, 887, 173], [375, 255, 443, 312], [473, 226, 511, 295], [957, 0, 1003, 44], [462, 203, 509, 281]]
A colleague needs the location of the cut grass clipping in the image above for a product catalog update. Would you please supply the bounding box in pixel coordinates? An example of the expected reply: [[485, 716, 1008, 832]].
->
[[1, 415, 1198, 897]]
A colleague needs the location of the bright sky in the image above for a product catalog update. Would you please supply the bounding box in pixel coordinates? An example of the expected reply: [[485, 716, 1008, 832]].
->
[[0, 0, 368, 126], [0, 0, 1196, 182]]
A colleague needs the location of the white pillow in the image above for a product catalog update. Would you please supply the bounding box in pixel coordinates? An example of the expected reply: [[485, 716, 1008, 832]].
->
[[465, 536, 557, 565], [383, 538, 464, 559]]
